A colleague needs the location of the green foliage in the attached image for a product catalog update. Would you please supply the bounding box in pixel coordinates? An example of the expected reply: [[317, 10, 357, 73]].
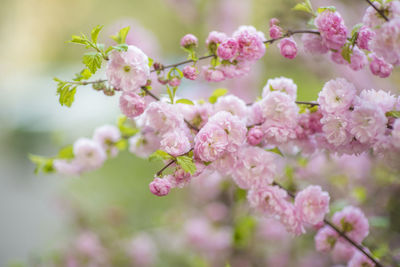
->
[[29, 154, 54, 174], [82, 52, 103, 74], [117, 116, 139, 138], [58, 145, 74, 159], [341, 43, 352, 64], [293, 0, 314, 15], [266, 147, 284, 157], [110, 26, 130, 44], [176, 155, 196, 175], [209, 88, 228, 104], [149, 150, 173, 162], [112, 44, 129, 52], [233, 216, 256, 248], [54, 78, 77, 107], [91, 25, 103, 44], [351, 186, 367, 203], [73, 69, 92, 81], [351, 23, 364, 36], [166, 85, 178, 104], [386, 110, 400, 118], [317, 6, 336, 13], [176, 98, 194, 105]]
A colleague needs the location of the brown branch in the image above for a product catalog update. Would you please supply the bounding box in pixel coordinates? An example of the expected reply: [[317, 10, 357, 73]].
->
[[365, 0, 389, 22]]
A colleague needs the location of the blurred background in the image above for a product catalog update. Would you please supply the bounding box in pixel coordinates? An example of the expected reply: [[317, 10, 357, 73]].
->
[[0, 0, 399, 266]]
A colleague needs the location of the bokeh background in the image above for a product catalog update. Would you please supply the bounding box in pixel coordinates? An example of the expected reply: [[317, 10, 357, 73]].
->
[[0, 0, 399, 266]]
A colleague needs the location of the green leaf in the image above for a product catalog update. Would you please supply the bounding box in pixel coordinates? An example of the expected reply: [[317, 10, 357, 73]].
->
[[112, 43, 128, 52], [110, 26, 130, 44], [351, 23, 364, 36], [317, 6, 336, 13], [55, 79, 77, 107], [341, 43, 352, 64], [91, 25, 103, 43], [266, 147, 284, 157], [293, 0, 314, 14], [29, 154, 54, 174], [351, 186, 366, 203], [148, 57, 154, 68], [117, 116, 138, 137], [176, 98, 194, 105], [209, 88, 228, 104], [69, 35, 87, 45], [115, 139, 128, 151], [58, 145, 74, 159], [386, 110, 400, 118], [176, 155, 196, 175], [233, 216, 256, 248], [82, 52, 102, 74], [149, 150, 173, 162]]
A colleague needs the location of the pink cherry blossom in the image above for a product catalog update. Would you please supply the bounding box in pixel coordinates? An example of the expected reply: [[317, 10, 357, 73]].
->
[[206, 31, 228, 47], [120, 91, 146, 118], [349, 47, 368, 71], [294, 185, 330, 225], [128, 131, 160, 158], [259, 91, 299, 127], [214, 94, 248, 119], [321, 114, 352, 147], [203, 67, 225, 82], [182, 65, 198, 80], [371, 18, 400, 66], [160, 129, 191, 157], [302, 33, 329, 54], [369, 53, 393, 78], [332, 206, 369, 243], [73, 138, 106, 171], [106, 45, 150, 92], [315, 11, 348, 50], [348, 251, 375, 267], [262, 76, 298, 100], [357, 26, 375, 51], [269, 25, 282, 39], [318, 78, 356, 114], [93, 124, 121, 157], [247, 126, 264, 145], [315, 226, 338, 252], [217, 38, 238, 60], [180, 33, 198, 48], [278, 37, 297, 59], [194, 122, 229, 162], [233, 25, 266, 61], [149, 177, 172, 196]]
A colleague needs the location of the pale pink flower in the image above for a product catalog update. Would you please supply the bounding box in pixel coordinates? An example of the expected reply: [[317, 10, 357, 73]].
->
[[120, 91, 146, 118], [315, 11, 348, 50], [217, 38, 238, 60], [168, 77, 181, 87], [262, 76, 298, 100], [160, 129, 191, 157], [302, 33, 329, 54], [75, 231, 103, 258], [269, 18, 279, 27], [315, 226, 338, 252], [208, 111, 247, 152], [128, 131, 160, 158], [169, 166, 192, 188], [318, 78, 356, 114], [357, 26, 375, 50], [369, 53, 393, 78], [371, 18, 400, 66], [232, 146, 278, 189], [127, 233, 157, 267], [143, 101, 184, 133], [149, 177, 172, 196], [321, 114, 352, 147], [203, 67, 225, 82], [194, 122, 229, 162], [260, 91, 299, 127], [350, 102, 387, 144], [218, 61, 251, 78], [73, 138, 106, 171], [332, 206, 369, 243], [53, 159, 82, 175], [180, 33, 198, 48], [294, 185, 330, 225], [358, 89, 396, 113], [233, 25, 266, 61], [269, 25, 282, 39], [93, 124, 121, 157], [278, 37, 297, 59], [182, 65, 198, 80], [261, 121, 297, 145], [212, 152, 238, 176], [363, 1, 400, 29], [247, 126, 264, 145], [214, 94, 248, 119], [348, 251, 375, 267], [206, 31, 228, 48], [331, 50, 348, 65], [349, 47, 368, 71], [332, 240, 356, 263], [106, 45, 150, 92]]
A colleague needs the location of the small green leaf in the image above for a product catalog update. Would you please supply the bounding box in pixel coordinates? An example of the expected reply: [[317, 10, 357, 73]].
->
[[351, 23, 364, 36], [58, 145, 74, 159], [82, 52, 102, 74], [176, 98, 194, 105], [317, 6, 337, 13], [341, 43, 352, 64], [148, 57, 154, 68], [293, 0, 314, 14], [176, 155, 196, 175], [117, 116, 138, 137], [29, 154, 54, 174], [55, 79, 77, 107], [112, 43, 128, 52], [115, 139, 128, 151], [70, 35, 87, 45], [149, 150, 173, 162], [386, 110, 400, 118], [91, 25, 103, 43], [209, 88, 228, 104], [266, 147, 284, 157], [110, 26, 130, 44]]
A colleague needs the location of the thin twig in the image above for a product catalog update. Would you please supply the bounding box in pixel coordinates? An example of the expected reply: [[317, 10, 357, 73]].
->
[[156, 160, 175, 176], [365, 0, 389, 21], [295, 101, 319, 106]]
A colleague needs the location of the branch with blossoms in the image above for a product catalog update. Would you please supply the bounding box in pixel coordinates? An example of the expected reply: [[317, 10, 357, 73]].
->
[[30, 1, 400, 266]]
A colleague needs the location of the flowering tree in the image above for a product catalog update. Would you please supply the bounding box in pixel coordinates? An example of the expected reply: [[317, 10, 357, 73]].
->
[[30, 0, 400, 266]]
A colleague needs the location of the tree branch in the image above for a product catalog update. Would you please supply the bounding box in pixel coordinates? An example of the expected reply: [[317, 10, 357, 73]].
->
[[365, 0, 389, 21]]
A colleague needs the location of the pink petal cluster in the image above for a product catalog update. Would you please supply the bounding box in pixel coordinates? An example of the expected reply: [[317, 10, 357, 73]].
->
[[217, 38, 238, 60], [318, 78, 356, 114], [278, 37, 297, 59], [194, 122, 229, 162], [246, 126, 264, 145], [294, 185, 330, 225], [370, 18, 400, 66], [106, 45, 150, 91], [369, 53, 393, 78], [180, 33, 198, 48], [149, 177, 172, 196], [119, 91, 146, 118], [233, 25, 266, 61], [262, 77, 297, 100], [314, 226, 338, 252], [302, 33, 329, 54], [315, 11, 348, 50], [182, 65, 198, 80], [269, 25, 282, 39], [160, 129, 191, 157], [357, 26, 375, 51], [348, 252, 375, 267], [73, 138, 107, 171], [332, 206, 369, 243], [93, 125, 121, 157]]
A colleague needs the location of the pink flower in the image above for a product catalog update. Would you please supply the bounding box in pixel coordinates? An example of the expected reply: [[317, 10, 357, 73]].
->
[[208, 111, 247, 152], [93, 125, 121, 157], [348, 251, 375, 267], [278, 38, 297, 59], [53, 159, 82, 175], [219, 61, 251, 78], [357, 26, 375, 51], [182, 65, 198, 80], [369, 53, 393, 78], [73, 138, 106, 171], [321, 114, 352, 147], [318, 78, 356, 114], [129, 132, 160, 158], [217, 38, 238, 60], [269, 18, 279, 27], [302, 33, 329, 54], [180, 33, 198, 48], [269, 25, 282, 39], [119, 91, 146, 118], [247, 126, 264, 145], [233, 25, 266, 61], [371, 18, 400, 66], [169, 167, 192, 188], [315, 11, 348, 50], [359, 89, 396, 113], [168, 77, 181, 87], [330, 51, 348, 65], [349, 47, 368, 71], [127, 233, 157, 267], [106, 45, 150, 92], [332, 240, 356, 262], [393, 119, 400, 149], [350, 101, 387, 144], [75, 231, 104, 258], [206, 31, 228, 48], [214, 94, 248, 119], [363, 1, 400, 29], [294, 185, 330, 225], [262, 76, 298, 100], [212, 152, 238, 176], [160, 129, 191, 157], [203, 67, 225, 82], [260, 91, 299, 127], [194, 122, 229, 162], [149, 177, 172, 196], [261, 121, 297, 145], [315, 226, 338, 252], [332, 206, 369, 243], [143, 101, 184, 133], [232, 146, 278, 189]]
